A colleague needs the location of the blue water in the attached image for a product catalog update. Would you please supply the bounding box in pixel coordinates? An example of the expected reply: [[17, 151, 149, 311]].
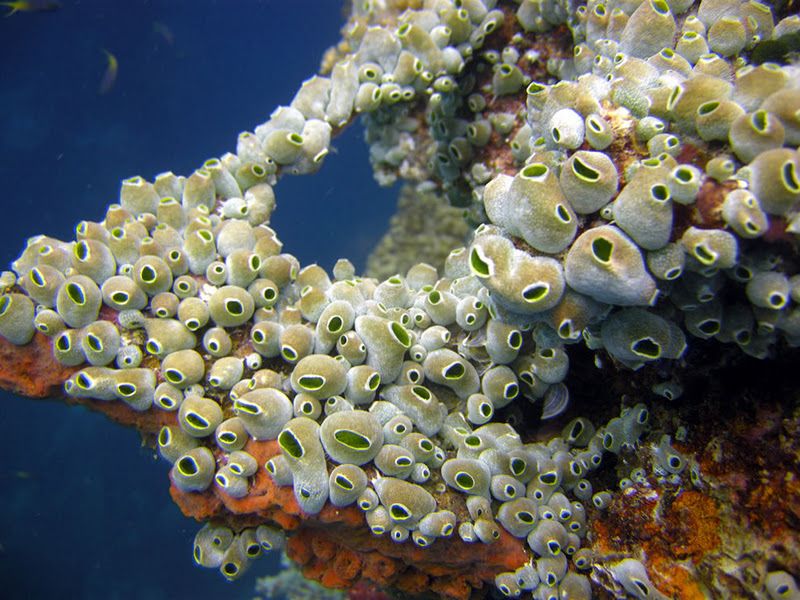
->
[[0, 2, 397, 598]]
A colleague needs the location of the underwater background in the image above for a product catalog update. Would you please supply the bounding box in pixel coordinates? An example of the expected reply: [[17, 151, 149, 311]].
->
[[0, 1, 397, 598]]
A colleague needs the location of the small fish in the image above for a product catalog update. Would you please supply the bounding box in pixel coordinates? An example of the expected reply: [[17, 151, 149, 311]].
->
[[14, 470, 32, 479], [98, 49, 118, 95], [152, 20, 174, 45], [1, 0, 61, 17]]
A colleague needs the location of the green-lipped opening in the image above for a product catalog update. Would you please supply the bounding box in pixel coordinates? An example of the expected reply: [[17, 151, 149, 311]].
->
[[158, 426, 171, 447], [651, 0, 669, 15], [539, 471, 558, 485], [76, 373, 92, 389], [419, 439, 434, 452], [334, 474, 354, 490], [281, 346, 298, 361], [393, 423, 407, 434], [782, 160, 800, 192], [692, 243, 716, 265], [631, 337, 661, 359], [541, 348, 557, 361], [510, 457, 526, 476], [464, 435, 481, 447], [327, 315, 343, 333], [751, 110, 768, 132], [674, 166, 693, 182], [157, 392, 176, 408], [298, 374, 325, 391], [140, 265, 157, 283], [29, 268, 46, 287], [455, 471, 475, 489], [412, 386, 431, 400], [390, 503, 411, 521], [177, 456, 199, 476], [523, 284, 549, 303], [632, 579, 651, 597], [443, 361, 466, 379], [480, 402, 493, 417], [245, 542, 260, 558], [164, 368, 185, 384], [504, 383, 519, 399], [527, 82, 546, 95], [697, 100, 719, 117], [507, 330, 522, 349], [252, 330, 265, 344], [650, 184, 670, 202], [698, 320, 720, 335], [225, 299, 244, 316], [395, 456, 412, 467], [86, 333, 103, 352], [185, 412, 210, 429], [367, 373, 381, 390], [66, 282, 86, 305], [390, 321, 411, 347], [74, 241, 90, 262], [666, 85, 682, 111], [769, 293, 787, 309], [218, 431, 237, 445], [572, 158, 600, 182], [517, 511, 535, 524], [334, 429, 371, 450], [278, 430, 304, 459], [567, 420, 585, 442], [470, 247, 492, 277], [587, 116, 603, 133], [55, 333, 71, 352], [591, 237, 613, 263], [521, 163, 548, 179], [234, 399, 261, 416]]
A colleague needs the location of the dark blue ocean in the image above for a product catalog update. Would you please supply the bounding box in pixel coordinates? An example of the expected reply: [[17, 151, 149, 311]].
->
[[0, 1, 397, 598]]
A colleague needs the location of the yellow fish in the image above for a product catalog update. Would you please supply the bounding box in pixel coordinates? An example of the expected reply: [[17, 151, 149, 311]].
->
[[98, 49, 118, 95], [1, 0, 61, 17]]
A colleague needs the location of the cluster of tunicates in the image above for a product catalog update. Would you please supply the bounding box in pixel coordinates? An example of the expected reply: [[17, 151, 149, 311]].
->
[[463, 0, 800, 369], [1, 0, 798, 596], [192, 522, 286, 581]]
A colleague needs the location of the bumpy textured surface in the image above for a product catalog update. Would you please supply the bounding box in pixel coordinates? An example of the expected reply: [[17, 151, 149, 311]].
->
[[1, 0, 799, 599]]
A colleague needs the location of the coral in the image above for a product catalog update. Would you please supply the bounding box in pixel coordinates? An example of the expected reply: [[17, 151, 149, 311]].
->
[[1, 0, 799, 599], [366, 184, 470, 280]]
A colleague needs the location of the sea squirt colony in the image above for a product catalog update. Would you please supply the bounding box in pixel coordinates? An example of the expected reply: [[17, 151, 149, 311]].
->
[[0, 0, 799, 598]]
